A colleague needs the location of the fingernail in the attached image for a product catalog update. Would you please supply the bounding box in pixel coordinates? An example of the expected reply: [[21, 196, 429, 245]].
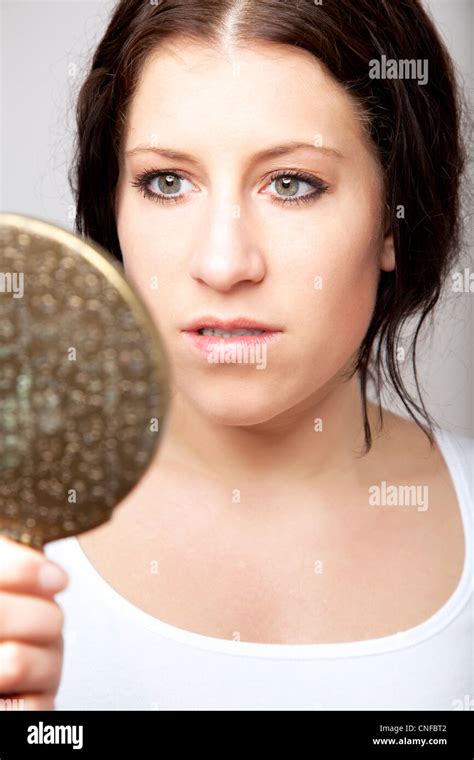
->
[[38, 562, 68, 592]]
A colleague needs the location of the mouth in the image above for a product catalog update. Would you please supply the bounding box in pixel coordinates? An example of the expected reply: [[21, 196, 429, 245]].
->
[[181, 317, 283, 355]]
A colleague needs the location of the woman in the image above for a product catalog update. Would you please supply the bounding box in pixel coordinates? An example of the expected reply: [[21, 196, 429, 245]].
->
[[1, 0, 472, 710]]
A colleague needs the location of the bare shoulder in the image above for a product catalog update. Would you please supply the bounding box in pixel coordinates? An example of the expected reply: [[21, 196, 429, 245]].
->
[[368, 403, 466, 564], [368, 403, 463, 486]]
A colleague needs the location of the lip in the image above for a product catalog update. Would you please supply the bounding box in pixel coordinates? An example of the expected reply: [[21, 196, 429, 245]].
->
[[182, 316, 282, 332], [182, 329, 282, 358]]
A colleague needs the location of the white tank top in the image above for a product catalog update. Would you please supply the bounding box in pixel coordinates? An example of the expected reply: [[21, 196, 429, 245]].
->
[[45, 426, 473, 710]]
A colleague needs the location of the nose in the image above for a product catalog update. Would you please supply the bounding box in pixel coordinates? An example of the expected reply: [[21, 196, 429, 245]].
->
[[189, 189, 266, 292]]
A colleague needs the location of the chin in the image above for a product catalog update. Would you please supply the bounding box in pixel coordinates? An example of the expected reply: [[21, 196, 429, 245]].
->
[[185, 384, 291, 427]]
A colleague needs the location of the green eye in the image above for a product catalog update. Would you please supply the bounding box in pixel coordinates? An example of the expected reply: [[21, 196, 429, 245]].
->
[[265, 172, 329, 205], [131, 171, 194, 205], [155, 174, 182, 195]]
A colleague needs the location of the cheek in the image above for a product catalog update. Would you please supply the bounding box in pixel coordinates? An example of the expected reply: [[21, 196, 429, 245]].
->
[[321, 220, 381, 329], [266, 197, 382, 356], [117, 200, 177, 320]]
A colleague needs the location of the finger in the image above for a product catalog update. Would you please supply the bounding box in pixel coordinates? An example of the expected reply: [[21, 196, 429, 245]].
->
[[0, 593, 64, 645], [0, 536, 68, 597], [0, 641, 62, 695], [0, 692, 56, 711]]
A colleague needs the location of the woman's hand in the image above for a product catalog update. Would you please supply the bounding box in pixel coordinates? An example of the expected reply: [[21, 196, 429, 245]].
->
[[0, 535, 69, 710]]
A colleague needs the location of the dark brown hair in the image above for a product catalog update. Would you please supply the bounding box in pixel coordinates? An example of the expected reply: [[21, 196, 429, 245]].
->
[[70, 0, 469, 453]]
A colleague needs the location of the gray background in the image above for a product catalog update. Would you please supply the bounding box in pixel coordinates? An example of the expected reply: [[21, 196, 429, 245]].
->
[[1, 0, 472, 435]]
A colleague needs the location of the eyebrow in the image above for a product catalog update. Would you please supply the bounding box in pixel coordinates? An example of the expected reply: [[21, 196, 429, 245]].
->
[[125, 141, 344, 163]]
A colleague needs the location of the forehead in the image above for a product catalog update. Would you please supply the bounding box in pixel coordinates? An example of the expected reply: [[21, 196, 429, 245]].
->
[[123, 37, 371, 158]]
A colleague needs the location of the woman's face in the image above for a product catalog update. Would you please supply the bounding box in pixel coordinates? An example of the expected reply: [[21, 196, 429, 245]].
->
[[116, 38, 394, 426]]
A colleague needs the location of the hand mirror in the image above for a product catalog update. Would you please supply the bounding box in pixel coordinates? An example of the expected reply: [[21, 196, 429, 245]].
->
[[0, 213, 170, 548]]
